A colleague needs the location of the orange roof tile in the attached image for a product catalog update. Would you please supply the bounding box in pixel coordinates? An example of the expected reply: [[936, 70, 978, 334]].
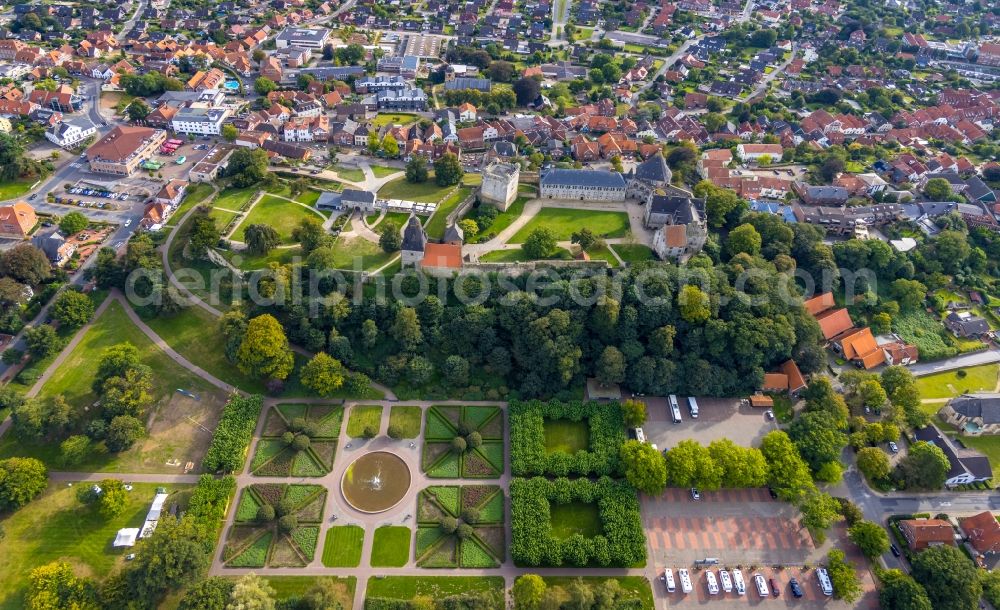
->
[[803, 292, 835, 316], [815, 308, 854, 340], [421, 243, 462, 269]]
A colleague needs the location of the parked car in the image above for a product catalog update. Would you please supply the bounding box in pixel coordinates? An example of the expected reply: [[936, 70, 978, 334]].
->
[[789, 578, 803, 598], [690, 488, 701, 501], [769, 578, 780, 597], [889, 441, 899, 453], [890, 544, 901, 557]]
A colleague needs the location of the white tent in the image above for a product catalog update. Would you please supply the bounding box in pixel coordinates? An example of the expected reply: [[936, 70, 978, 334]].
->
[[139, 493, 169, 539], [113, 528, 140, 548]]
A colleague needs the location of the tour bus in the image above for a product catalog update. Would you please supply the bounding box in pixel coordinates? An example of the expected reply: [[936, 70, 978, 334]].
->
[[754, 573, 769, 597], [706, 571, 719, 595], [678, 569, 693, 594], [732, 569, 746, 595], [816, 568, 834, 596], [669, 395, 682, 423], [719, 569, 733, 593], [662, 569, 675, 593], [688, 396, 699, 419]]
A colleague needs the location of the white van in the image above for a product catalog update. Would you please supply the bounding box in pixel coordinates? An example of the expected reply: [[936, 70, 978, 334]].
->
[[754, 573, 769, 597], [678, 569, 693, 593], [633, 427, 646, 443], [719, 570, 733, 593], [706, 571, 719, 595], [663, 568, 675, 593], [687, 396, 699, 419], [669, 395, 682, 423], [816, 567, 834, 596], [732, 569, 746, 595]]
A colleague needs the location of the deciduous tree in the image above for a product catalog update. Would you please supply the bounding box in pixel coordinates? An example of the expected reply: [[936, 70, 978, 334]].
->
[[848, 520, 889, 558], [300, 352, 345, 397], [0, 456, 47, 510], [51, 291, 94, 329], [620, 440, 667, 495], [878, 569, 932, 610], [910, 545, 981, 610], [236, 314, 294, 381]]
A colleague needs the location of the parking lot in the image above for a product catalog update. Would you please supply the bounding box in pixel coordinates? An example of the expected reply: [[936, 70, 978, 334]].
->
[[646, 489, 879, 609], [640, 396, 779, 449]]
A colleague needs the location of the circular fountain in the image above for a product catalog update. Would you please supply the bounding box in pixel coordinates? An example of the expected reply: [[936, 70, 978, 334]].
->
[[340, 451, 411, 513]]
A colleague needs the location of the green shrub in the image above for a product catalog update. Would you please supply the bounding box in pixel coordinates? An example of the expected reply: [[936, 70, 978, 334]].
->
[[203, 395, 263, 472], [509, 400, 626, 477]]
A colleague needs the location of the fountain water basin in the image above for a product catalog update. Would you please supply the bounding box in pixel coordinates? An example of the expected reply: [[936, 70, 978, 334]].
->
[[340, 451, 411, 513]]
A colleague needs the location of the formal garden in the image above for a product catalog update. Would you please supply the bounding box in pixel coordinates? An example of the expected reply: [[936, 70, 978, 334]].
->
[[250, 403, 342, 476], [422, 405, 504, 478], [509, 400, 626, 477], [224, 483, 327, 568], [509, 476, 645, 568], [415, 484, 505, 568]]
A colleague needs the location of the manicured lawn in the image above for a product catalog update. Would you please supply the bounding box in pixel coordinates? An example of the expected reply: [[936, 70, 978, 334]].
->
[[467, 196, 528, 243], [954, 434, 1000, 473], [214, 186, 257, 211], [370, 165, 401, 178], [209, 208, 239, 228], [322, 526, 365, 567], [389, 405, 423, 438], [252, 577, 355, 606], [549, 502, 602, 539], [371, 211, 411, 229], [510, 208, 630, 243], [541, 577, 653, 610], [0, 483, 190, 610], [333, 165, 366, 182], [378, 176, 456, 203], [914, 364, 999, 400], [139, 304, 267, 394], [587, 245, 619, 267], [346, 404, 383, 437], [296, 189, 322, 206], [612, 243, 656, 263], [365, 576, 504, 601], [325, 236, 397, 271], [223, 246, 302, 271], [172, 182, 215, 219], [233, 195, 323, 244], [0, 177, 36, 200], [371, 113, 419, 128], [480, 247, 573, 262], [425, 187, 471, 239], [543, 419, 590, 454], [370, 526, 410, 567]]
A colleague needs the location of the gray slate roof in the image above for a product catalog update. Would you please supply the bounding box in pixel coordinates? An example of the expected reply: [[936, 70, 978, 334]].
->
[[401, 215, 427, 252], [950, 393, 1000, 425], [540, 169, 626, 189], [632, 152, 671, 185]]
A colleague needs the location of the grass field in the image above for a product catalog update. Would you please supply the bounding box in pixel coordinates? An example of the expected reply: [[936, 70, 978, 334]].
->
[[370, 211, 411, 229], [509, 208, 630, 243], [549, 502, 602, 540], [587, 245, 619, 266], [370, 526, 410, 567], [467, 197, 528, 243], [0, 483, 190, 610], [370, 165, 401, 179], [379, 176, 456, 203], [480, 247, 573, 263], [365, 576, 505, 602], [333, 165, 366, 182], [223, 246, 303, 271], [955, 434, 1000, 473], [0, 300, 227, 472], [326, 236, 397, 271], [389, 406, 423, 438], [171, 182, 215, 219], [611, 244, 656, 263], [543, 419, 590, 454], [425, 187, 471, 239], [346, 405, 383, 437], [915, 364, 999, 400], [139, 304, 267, 394], [233, 195, 322, 243], [541, 577, 653, 609], [0, 177, 36, 200], [214, 186, 257, 211], [371, 113, 419, 128], [322, 526, 365, 567]]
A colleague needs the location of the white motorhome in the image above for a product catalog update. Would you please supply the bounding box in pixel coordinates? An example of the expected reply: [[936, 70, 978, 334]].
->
[[669, 395, 682, 423], [754, 573, 769, 597], [663, 569, 675, 593], [719, 570, 733, 593], [732, 569, 746, 595], [678, 569, 693, 594], [816, 568, 834, 596], [706, 571, 719, 595], [687, 396, 699, 418]]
